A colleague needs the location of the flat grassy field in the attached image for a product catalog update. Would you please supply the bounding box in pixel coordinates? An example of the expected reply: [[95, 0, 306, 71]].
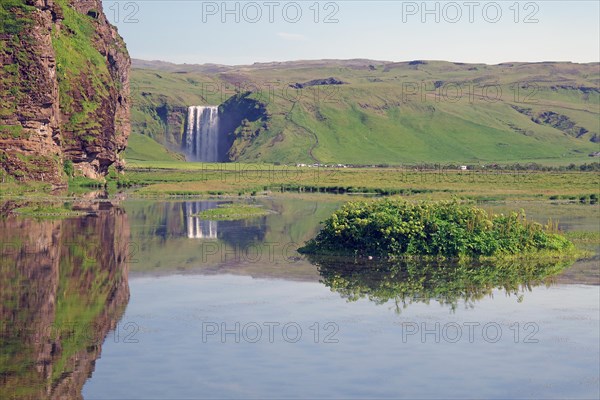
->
[[117, 162, 600, 202]]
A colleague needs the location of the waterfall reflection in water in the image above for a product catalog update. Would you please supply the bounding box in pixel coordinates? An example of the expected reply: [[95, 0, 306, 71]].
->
[[184, 201, 219, 239]]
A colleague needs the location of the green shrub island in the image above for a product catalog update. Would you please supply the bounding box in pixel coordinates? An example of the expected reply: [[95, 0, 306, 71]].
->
[[192, 204, 271, 221], [299, 198, 575, 259]]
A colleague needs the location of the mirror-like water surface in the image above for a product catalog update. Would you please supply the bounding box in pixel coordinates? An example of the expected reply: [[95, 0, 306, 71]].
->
[[86, 275, 599, 399], [1, 198, 598, 399]]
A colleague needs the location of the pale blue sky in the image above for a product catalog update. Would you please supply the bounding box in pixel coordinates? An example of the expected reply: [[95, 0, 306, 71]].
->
[[101, 1, 600, 65]]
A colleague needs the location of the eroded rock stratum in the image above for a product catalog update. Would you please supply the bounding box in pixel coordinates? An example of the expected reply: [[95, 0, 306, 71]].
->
[[0, 0, 130, 184]]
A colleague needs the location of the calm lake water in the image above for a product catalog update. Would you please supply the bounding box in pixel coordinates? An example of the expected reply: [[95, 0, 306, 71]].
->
[[1, 197, 598, 399]]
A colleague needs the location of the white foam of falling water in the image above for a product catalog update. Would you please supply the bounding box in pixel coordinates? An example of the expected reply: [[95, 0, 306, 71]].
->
[[185, 106, 196, 156], [186, 106, 219, 162]]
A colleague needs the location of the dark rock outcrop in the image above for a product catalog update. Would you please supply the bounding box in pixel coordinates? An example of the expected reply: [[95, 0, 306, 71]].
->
[[511, 105, 596, 142], [290, 77, 346, 89], [218, 92, 269, 160]]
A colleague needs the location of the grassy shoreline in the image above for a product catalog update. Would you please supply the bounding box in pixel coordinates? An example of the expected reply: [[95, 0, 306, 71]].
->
[[1, 163, 598, 203], [120, 164, 599, 202]]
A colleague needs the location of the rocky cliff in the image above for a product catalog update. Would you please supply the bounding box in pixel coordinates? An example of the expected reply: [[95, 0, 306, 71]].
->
[[0, 0, 130, 184]]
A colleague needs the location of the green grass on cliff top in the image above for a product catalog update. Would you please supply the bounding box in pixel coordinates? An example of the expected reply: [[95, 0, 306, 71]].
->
[[52, 0, 113, 136]]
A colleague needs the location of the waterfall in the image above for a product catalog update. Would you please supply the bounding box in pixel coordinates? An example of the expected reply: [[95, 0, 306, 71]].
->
[[185, 106, 220, 162]]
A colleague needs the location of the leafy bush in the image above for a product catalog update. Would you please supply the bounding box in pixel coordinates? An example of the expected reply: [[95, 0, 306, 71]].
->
[[63, 159, 74, 177], [299, 199, 574, 259]]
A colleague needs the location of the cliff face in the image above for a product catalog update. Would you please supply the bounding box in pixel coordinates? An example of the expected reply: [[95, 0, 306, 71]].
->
[[0, 0, 130, 184], [135, 95, 270, 162], [218, 92, 269, 160]]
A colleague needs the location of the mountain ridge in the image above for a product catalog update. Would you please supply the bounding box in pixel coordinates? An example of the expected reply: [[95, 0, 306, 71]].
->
[[129, 58, 599, 165], [133, 58, 600, 71]]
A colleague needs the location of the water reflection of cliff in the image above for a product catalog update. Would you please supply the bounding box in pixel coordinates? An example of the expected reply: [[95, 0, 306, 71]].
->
[[0, 202, 130, 400]]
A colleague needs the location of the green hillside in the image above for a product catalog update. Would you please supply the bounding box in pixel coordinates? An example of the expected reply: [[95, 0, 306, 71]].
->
[[124, 132, 184, 162], [129, 59, 600, 165]]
